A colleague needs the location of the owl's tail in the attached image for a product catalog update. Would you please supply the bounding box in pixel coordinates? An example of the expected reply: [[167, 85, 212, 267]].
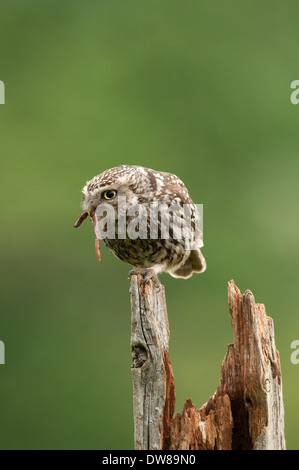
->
[[169, 249, 206, 279]]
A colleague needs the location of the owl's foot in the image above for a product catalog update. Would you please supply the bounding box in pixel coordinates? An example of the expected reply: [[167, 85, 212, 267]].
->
[[129, 268, 161, 293]]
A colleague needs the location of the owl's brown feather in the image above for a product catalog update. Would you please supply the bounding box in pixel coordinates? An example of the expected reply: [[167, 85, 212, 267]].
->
[[75, 165, 206, 280]]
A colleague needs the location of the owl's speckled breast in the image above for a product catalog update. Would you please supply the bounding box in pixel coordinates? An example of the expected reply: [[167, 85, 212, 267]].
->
[[103, 236, 186, 269]]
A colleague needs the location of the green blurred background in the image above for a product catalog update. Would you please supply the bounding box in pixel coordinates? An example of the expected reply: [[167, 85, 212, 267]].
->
[[0, 0, 298, 450]]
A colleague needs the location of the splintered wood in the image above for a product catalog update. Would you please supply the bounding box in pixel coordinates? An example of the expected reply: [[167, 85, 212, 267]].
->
[[130, 278, 286, 450]]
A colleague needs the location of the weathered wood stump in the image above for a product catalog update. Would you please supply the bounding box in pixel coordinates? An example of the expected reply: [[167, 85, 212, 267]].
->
[[130, 275, 175, 450], [130, 277, 285, 450]]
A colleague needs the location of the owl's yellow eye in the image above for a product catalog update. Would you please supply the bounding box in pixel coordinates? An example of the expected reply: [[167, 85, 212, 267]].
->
[[103, 190, 117, 200]]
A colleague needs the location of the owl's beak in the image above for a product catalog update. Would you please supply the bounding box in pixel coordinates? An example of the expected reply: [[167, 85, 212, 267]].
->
[[87, 202, 98, 216]]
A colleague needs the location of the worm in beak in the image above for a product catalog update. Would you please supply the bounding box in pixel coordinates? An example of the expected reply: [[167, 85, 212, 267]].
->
[[74, 211, 88, 228], [91, 212, 101, 263]]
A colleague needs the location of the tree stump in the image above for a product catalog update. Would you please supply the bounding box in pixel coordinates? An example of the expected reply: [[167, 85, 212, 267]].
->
[[130, 277, 286, 450], [130, 275, 175, 450]]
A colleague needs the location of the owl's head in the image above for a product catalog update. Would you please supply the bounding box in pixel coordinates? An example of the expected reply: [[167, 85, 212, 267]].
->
[[81, 165, 146, 216], [74, 165, 150, 229]]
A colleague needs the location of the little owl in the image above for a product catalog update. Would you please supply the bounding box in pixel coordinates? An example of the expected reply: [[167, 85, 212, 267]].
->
[[74, 165, 206, 286]]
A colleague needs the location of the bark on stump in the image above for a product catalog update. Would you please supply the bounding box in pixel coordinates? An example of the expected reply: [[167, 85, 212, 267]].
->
[[130, 277, 285, 450]]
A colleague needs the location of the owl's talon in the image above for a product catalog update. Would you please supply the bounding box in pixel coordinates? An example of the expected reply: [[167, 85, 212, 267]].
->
[[129, 268, 161, 293], [128, 269, 140, 279], [152, 280, 162, 293], [140, 276, 161, 293]]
